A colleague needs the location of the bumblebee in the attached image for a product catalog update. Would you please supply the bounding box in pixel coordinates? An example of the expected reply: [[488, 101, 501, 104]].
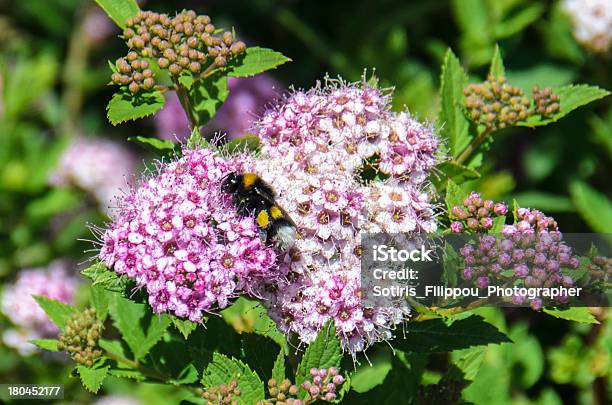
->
[[221, 172, 296, 251]]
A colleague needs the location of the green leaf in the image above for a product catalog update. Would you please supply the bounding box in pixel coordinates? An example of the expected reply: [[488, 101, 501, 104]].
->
[[82, 262, 131, 293], [296, 322, 342, 386], [178, 73, 195, 90], [395, 315, 512, 353], [271, 350, 286, 383], [489, 215, 506, 233], [220, 135, 260, 155], [26, 189, 81, 220], [442, 242, 460, 288], [76, 363, 109, 393], [445, 179, 465, 213], [90, 285, 111, 321], [543, 308, 599, 324], [432, 162, 480, 191], [449, 346, 485, 381], [488, 45, 505, 77], [172, 317, 198, 339], [229, 47, 291, 77], [495, 3, 544, 39], [108, 294, 172, 360], [189, 73, 229, 126], [518, 85, 610, 128], [32, 295, 77, 331], [128, 136, 176, 152], [350, 353, 392, 393], [438, 49, 471, 158], [107, 90, 165, 126], [201, 353, 265, 405], [569, 181, 612, 232], [30, 339, 59, 352], [94, 0, 140, 29]]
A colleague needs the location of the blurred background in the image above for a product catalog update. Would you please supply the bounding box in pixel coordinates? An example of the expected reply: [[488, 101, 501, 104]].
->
[[0, 0, 609, 404]]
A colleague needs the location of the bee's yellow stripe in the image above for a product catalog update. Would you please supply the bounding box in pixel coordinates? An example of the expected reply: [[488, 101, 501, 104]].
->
[[242, 173, 258, 189], [270, 205, 284, 220], [256, 210, 270, 229]]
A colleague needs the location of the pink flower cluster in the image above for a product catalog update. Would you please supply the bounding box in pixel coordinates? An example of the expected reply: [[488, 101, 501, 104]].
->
[[1, 262, 78, 354], [50, 137, 137, 214], [251, 79, 440, 353], [460, 207, 580, 310], [99, 148, 280, 321]]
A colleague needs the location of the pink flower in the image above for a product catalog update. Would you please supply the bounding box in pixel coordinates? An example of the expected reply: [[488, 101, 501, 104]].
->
[[99, 148, 280, 320]]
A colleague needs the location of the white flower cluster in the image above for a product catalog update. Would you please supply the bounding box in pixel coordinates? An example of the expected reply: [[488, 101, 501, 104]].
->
[[562, 0, 612, 53]]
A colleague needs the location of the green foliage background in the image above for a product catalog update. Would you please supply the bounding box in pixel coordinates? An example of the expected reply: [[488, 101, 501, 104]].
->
[[0, 0, 610, 404]]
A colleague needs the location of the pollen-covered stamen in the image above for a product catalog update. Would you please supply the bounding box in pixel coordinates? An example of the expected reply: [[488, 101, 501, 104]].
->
[[297, 202, 311, 215], [161, 218, 173, 231], [392, 208, 405, 223], [184, 215, 196, 228], [325, 190, 340, 203], [317, 210, 330, 225], [222, 253, 235, 268]]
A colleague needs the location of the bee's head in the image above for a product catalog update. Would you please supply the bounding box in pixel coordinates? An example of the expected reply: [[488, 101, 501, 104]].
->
[[221, 172, 241, 193]]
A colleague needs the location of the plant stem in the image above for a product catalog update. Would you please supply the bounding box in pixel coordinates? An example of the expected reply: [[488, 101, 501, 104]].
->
[[171, 76, 198, 132], [454, 126, 493, 166]]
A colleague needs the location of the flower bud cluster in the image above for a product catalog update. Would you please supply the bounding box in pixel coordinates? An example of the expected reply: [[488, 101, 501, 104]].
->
[[257, 378, 301, 405], [459, 208, 580, 309], [450, 192, 508, 233], [301, 367, 344, 402], [57, 308, 103, 367], [586, 255, 611, 282], [532, 86, 561, 117], [464, 75, 530, 129], [202, 380, 241, 405], [110, 10, 247, 93]]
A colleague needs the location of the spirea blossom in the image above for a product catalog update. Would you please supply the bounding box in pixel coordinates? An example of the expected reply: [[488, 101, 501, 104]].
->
[[99, 148, 280, 321], [50, 137, 137, 214], [562, 0, 612, 53], [251, 79, 440, 353], [1, 262, 78, 354]]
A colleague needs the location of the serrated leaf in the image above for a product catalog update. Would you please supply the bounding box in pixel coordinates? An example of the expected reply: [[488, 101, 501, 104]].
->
[[30, 339, 59, 352], [94, 0, 139, 29], [107, 90, 165, 126], [90, 285, 110, 321], [569, 181, 612, 232], [128, 136, 176, 152], [76, 364, 109, 393], [445, 179, 465, 213], [296, 322, 342, 387], [229, 47, 291, 77], [32, 295, 77, 331], [488, 45, 505, 77], [438, 49, 471, 158], [433, 162, 480, 191], [201, 353, 265, 405], [178, 74, 195, 90], [395, 315, 512, 353], [518, 85, 610, 128], [82, 262, 131, 292], [172, 317, 198, 339], [189, 73, 229, 126], [543, 307, 599, 324], [108, 294, 172, 360], [271, 350, 286, 383], [108, 368, 147, 381]]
